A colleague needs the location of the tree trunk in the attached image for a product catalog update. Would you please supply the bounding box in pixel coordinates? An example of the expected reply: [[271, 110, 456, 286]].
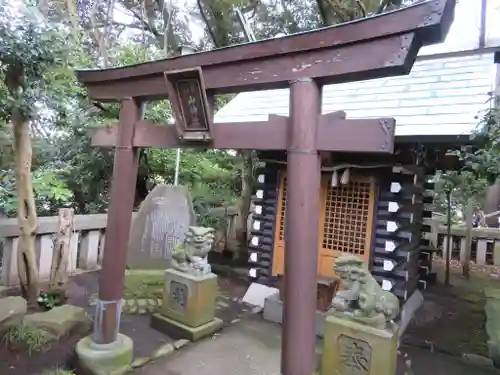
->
[[12, 109, 40, 306], [444, 190, 452, 287], [237, 150, 253, 259], [461, 198, 473, 279], [49, 208, 74, 290]]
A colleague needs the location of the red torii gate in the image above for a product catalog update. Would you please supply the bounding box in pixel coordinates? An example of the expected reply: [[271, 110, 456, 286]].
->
[[76, 1, 455, 374]]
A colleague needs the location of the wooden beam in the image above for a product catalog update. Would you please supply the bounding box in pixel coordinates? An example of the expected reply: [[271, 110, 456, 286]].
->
[[92, 115, 395, 153], [81, 34, 421, 101], [77, 0, 454, 87]]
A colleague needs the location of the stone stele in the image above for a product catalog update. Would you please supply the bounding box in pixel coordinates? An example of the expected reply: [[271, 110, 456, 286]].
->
[[321, 315, 398, 375], [151, 268, 222, 341], [127, 184, 196, 269]]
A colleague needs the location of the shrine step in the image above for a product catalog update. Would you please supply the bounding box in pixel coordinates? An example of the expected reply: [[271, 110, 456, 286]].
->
[[263, 292, 326, 337]]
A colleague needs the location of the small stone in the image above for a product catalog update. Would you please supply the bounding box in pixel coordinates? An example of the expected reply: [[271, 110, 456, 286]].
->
[[148, 299, 157, 306], [173, 339, 189, 349], [131, 357, 151, 368], [147, 305, 156, 313], [462, 353, 494, 367], [138, 308, 147, 315], [137, 299, 148, 307], [231, 318, 241, 324], [152, 343, 175, 359]]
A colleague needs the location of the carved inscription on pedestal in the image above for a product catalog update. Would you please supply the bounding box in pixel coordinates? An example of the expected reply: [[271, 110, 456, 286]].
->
[[337, 334, 372, 375], [169, 280, 188, 311]]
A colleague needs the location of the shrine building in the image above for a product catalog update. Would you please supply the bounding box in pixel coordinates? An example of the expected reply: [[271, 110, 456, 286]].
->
[[215, 43, 499, 307]]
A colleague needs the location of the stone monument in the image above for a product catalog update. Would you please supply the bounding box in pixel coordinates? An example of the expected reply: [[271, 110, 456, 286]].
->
[[127, 184, 196, 269], [151, 226, 223, 341], [320, 254, 400, 375]]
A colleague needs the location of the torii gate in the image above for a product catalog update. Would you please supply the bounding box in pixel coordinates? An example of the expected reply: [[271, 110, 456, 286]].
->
[[76, 1, 455, 374]]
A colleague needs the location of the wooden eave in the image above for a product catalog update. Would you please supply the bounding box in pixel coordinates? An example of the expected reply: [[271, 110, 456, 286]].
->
[[75, 0, 456, 102]]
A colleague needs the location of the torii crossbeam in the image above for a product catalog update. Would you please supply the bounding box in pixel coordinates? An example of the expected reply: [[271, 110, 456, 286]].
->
[[75, 1, 455, 374]]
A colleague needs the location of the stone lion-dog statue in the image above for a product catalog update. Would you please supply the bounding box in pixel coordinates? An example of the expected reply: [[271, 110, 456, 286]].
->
[[328, 254, 400, 330]]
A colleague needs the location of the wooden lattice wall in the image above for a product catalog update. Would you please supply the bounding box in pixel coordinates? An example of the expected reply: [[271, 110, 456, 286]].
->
[[370, 165, 435, 302], [271, 172, 376, 278], [247, 158, 436, 300]]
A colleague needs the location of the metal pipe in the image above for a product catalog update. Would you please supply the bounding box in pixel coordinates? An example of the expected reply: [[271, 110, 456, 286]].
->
[[281, 78, 321, 375], [174, 148, 181, 185]]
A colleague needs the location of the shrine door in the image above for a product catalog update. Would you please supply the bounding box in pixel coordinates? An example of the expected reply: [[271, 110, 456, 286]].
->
[[272, 171, 375, 279]]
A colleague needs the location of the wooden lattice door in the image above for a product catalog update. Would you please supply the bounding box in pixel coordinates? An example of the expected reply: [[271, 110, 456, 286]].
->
[[317, 174, 375, 278], [272, 171, 375, 278]]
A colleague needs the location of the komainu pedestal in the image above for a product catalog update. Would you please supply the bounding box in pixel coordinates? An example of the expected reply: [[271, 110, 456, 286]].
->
[[321, 315, 398, 375], [320, 255, 400, 375], [151, 269, 222, 341], [151, 226, 222, 341]]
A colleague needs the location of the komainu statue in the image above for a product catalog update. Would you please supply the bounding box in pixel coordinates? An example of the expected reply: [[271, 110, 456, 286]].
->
[[171, 226, 215, 275], [328, 254, 400, 330]]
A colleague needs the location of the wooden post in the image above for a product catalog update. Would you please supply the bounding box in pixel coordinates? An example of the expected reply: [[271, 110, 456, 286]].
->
[[93, 98, 141, 345], [49, 208, 74, 290], [281, 78, 321, 375]]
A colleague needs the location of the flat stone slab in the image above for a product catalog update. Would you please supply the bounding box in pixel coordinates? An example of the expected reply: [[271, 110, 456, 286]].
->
[[151, 313, 222, 342], [23, 305, 90, 337], [0, 296, 27, 330]]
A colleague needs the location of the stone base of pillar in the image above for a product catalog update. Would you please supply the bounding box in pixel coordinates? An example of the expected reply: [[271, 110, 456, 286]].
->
[[75, 334, 133, 375]]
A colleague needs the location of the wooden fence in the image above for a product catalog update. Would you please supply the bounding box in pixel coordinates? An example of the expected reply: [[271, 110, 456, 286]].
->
[[3, 210, 498, 288], [426, 219, 500, 266], [0, 207, 242, 287]]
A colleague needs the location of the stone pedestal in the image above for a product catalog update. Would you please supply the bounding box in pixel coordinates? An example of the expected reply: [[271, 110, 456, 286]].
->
[[151, 268, 222, 341], [321, 315, 398, 375], [75, 334, 133, 375]]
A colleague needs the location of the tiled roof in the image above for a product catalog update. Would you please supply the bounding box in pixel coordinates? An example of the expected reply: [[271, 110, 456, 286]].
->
[[214, 52, 497, 137]]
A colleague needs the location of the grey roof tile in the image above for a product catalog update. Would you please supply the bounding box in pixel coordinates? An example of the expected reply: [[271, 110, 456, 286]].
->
[[214, 52, 496, 137]]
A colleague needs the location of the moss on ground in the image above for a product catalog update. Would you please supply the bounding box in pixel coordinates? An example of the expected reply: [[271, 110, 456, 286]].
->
[[123, 270, 165, 300], [428, 263, 498, 356]]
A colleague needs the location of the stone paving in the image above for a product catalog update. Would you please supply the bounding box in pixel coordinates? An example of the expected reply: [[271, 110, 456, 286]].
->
[[88, 287, 254, 322], [133, 316, 500, 375]]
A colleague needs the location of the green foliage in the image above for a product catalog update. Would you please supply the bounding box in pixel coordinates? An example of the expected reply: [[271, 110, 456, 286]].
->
[[37, 290, 63, 311], [2, 323, 56, 355], [0, 2, 70, 120], [433, 170, 488, 222], [450, 96, 500, 185], [433, 97, 500, 220]]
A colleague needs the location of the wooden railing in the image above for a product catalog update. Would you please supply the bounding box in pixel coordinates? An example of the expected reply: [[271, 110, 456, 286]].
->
[[0, 206, 243, 287], [425, 218, 500, 266]]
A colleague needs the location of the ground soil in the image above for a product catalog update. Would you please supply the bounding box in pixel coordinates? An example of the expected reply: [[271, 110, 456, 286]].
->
[[403, 259, 497, 357], [0, 269, 251, 375], [2, 257, 494, 374]]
